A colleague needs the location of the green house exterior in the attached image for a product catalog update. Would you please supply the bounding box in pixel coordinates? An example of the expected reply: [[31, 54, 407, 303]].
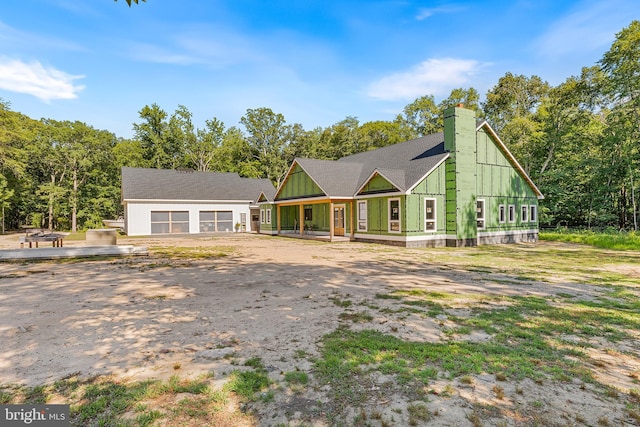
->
[[259, 106, 543, 247]]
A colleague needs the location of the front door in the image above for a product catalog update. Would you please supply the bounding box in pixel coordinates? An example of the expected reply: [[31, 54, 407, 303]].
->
[[333, 205, 345, 236]]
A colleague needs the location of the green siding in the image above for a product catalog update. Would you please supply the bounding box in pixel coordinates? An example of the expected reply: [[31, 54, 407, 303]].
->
[[357, 196, 405, 235], [360, 173, 397, 194], [258, 204, 278, 232], [476, 128, 539, 233], [277, 164, 324, 200], [405, 162, 447, 235], [444, 106, 478, 244]]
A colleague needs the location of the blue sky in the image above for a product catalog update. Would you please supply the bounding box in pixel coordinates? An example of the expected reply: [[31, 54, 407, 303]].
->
[[0, 1, 637, 138]]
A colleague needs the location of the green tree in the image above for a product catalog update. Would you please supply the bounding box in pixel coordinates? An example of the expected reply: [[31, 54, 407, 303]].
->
[[133, 103, 170, 169], [599, 20, 640, 229], [187, 118, 226, 172], [358, 120, 407, 150], [396, 95, 440, 138], [316, 116, 363, 159], [0, 174, 14, 234], [483, 73, 551, 175], [240, 108, 292, 186], [438, 87, 484, 119]]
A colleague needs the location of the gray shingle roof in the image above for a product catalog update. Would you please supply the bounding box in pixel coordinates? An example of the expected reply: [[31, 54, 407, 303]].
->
[[293, 158, 363, 198], [121, 167, 276, 202], [339, 133, 448, 193], [282, 134, 449, 198]]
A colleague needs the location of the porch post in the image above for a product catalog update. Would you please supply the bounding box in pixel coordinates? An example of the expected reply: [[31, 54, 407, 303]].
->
[[350, 201, 355, 240], [277, 204, 281, 235], [329, 201, 334, 242], [299, 204, 304, 235]]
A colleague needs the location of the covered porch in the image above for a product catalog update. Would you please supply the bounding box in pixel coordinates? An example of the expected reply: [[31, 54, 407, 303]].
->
[[275, 198, 354, 242]]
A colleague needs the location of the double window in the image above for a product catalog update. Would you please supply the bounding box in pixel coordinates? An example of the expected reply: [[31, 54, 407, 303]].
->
[[151, 211, 189, 234], [424, 198, 436, 232], [199, 211, 233, 232], [388, 199, 401, 232]]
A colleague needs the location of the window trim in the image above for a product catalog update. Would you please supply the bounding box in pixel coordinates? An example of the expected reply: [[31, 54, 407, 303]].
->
[[198, 210, 233, 233], [260, 209, 265, 224], [266, 208, 271, 225], [499, 204, 506, 224], [521, 205, 528, 223], [476, 199, 485, 230], [388, 198, 401, 233], [357, 200, 368, 232], [151, 210, 189, 234], [508, 204, 516, 223], [530, 205, 537, 223], [424, 197, 436, 233]]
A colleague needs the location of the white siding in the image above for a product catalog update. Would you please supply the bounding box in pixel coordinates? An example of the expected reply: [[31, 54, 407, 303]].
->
[[124, 201, 253, 236]]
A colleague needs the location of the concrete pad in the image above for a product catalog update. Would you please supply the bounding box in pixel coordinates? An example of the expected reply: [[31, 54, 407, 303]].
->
[[0, 245, 148, 260]]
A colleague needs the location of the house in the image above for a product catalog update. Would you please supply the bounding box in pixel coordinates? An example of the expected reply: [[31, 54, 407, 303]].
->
[[121, 167, 276, 236], [258, 105, 543, 247]]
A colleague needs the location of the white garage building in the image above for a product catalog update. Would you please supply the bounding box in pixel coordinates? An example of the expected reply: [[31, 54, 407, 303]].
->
[[121, 167, 276, 236]]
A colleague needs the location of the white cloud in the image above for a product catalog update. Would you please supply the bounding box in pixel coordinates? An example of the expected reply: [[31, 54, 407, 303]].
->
[[366, 58, 486, 101], [0, 58, 85, 102], [533, 0, 634, 57], [416, 5, 463, 21], [128, 24, 265, 68]]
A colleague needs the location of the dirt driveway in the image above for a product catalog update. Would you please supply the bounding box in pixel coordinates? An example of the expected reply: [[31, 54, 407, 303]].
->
[[1, 233, 638, 426]]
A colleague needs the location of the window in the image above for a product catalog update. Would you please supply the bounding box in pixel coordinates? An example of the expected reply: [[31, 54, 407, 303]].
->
[[266, 209, 271, 224], [388, 198, 401, 232], [521, 205, 528, 222], [508, 205, 516, 223], [499, 205, 506, 223], [260, 209, 265, 224], [530, 205, 537, 222], [199, 211, 214, 233], [357, 200, 368, 232], [304, 207, 312, 221], [199, 211, 233, 232], [151, 211, 189, 234], [476, 199, 485, 230], [424, 198, 436, 232]]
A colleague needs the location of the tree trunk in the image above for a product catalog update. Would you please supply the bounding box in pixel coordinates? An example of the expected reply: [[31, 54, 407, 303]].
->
[[48, 174, 55, 231], [71, 169, 78, 232], [631, 165, 638, 231]]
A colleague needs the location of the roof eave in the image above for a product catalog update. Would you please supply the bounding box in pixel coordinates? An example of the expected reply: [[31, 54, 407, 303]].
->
[[355, 169, 404, 195], [274, 159, 330, 201]]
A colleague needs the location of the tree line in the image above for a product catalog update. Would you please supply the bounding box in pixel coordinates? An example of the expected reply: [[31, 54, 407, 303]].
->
[[0, 21, 638, 233]]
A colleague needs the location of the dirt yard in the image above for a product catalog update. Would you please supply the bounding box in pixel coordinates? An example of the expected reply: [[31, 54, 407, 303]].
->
[[0, 233, 639, 426]]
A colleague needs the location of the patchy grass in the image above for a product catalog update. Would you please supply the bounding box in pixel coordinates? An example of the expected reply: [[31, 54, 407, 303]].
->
[[223, 357, 272, 402], [0, 373, 245, 427], [150, 245, 234, 259]]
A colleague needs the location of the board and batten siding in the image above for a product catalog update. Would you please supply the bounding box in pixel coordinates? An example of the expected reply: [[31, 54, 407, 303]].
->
[[475, 128, 539, 235], [277, 164, 324, 200]]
